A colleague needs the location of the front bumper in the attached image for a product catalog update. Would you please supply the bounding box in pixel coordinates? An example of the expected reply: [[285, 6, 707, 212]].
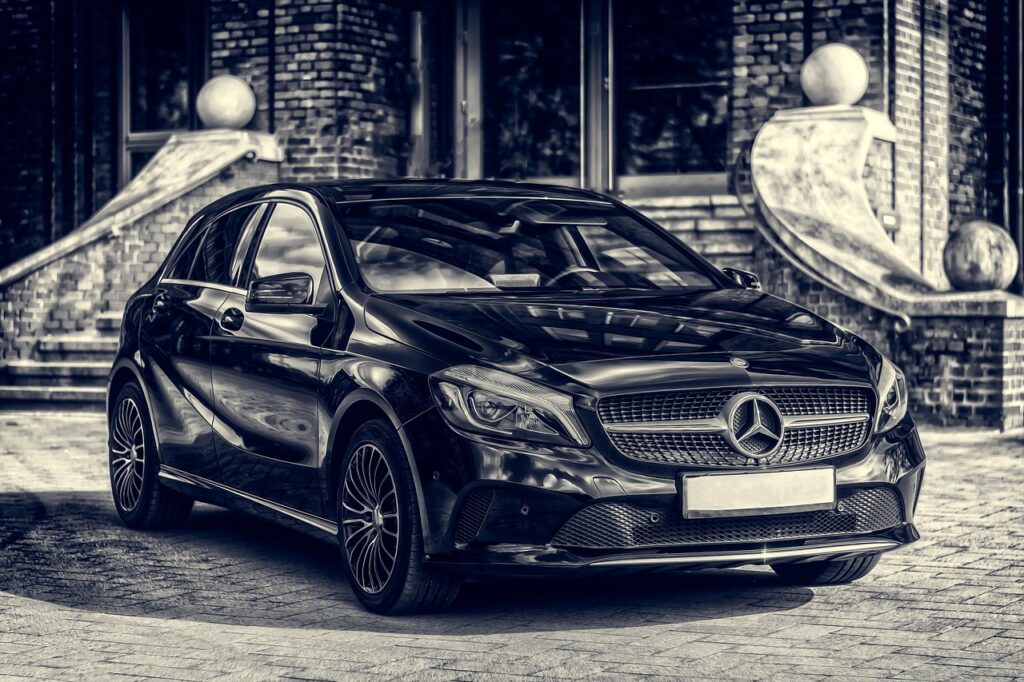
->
[[404, 409, 925, 574]]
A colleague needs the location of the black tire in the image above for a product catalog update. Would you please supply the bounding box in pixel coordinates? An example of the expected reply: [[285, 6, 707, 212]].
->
[[109, 383, 193, 530], [771, 554, 880, 585], [337, 419, 461, 615]]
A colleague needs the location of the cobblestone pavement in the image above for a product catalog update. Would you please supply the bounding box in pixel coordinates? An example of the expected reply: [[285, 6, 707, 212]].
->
[[0, 412, 1021, 681]]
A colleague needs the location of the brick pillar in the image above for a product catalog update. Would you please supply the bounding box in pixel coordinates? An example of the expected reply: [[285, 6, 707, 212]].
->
[[892, 0, 925, 278], [892, 0, 950, 287], [921, 1, 950, 287], [270, 0, 408, 182]]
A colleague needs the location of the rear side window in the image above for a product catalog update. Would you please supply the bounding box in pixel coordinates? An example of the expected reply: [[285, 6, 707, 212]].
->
[[164, 224, 206, 280], [193, 204, 266, 286]]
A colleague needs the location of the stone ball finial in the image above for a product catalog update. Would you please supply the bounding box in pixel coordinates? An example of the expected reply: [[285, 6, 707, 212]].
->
[[800, 43, 869, 106], [196, 75, 256, 130], [943, 220, 1020, 291]]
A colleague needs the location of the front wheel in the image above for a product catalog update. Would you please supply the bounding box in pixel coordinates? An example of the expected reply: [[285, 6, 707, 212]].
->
[[771, 554, 880, 585], [109, 383, 193, 530], [338, 419, 461, 614]]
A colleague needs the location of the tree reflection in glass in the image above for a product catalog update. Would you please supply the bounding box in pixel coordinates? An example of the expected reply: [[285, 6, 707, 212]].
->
[[615, 0, 731, 174], [482, 1, 581, 179]]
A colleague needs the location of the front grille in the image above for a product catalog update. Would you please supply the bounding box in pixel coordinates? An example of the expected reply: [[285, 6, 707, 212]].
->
[[453, 489, 494, 544], [598, 386, 871, 424], [598, 386, 873, 467], [610, 420, 871, 467], [551, 487, 902, 550]]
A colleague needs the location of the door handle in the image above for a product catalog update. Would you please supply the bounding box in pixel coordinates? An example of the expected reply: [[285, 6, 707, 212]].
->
[[220, 307, 245, 332], [152, 293, 170, 312]]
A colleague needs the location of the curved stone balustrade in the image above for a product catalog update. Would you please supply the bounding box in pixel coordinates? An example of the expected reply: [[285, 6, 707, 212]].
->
[[750, 105, 1024, 323]]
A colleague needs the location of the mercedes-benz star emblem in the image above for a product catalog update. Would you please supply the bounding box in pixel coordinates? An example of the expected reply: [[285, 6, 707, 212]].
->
[[722, 392, 784, 460]]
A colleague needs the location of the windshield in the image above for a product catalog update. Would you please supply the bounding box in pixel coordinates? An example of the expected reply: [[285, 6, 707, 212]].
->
[[334, 198, 720, 294]]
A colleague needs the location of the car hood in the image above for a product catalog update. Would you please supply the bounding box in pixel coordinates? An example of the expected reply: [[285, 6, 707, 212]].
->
[[364, 289, 878, 393]]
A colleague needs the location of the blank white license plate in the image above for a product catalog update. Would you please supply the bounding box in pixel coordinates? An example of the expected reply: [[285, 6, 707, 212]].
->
[[681, 467, 836, 519]]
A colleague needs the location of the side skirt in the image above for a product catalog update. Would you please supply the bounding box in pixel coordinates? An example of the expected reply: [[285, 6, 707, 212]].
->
[[159, 465, 339, 540]]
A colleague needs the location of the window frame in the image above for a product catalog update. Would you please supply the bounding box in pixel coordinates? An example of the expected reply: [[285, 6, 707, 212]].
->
[[239, 200, 334, 300], [451, 0, 730, 197], [116, 0, 209, 188], [188, 202, 270, 288], [332, 196, 731, 295]]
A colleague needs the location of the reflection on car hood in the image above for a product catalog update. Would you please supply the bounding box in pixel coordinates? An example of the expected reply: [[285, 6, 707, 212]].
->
[[365, 289, 877, 389]]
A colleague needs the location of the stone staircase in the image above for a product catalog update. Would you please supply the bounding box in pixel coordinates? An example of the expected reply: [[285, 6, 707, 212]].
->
[[0, 130, 283, 413], [0, 311, 120, 409]]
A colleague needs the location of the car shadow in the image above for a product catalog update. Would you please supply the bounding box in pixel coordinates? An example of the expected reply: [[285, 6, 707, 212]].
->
[[0, 490, 814, 634]]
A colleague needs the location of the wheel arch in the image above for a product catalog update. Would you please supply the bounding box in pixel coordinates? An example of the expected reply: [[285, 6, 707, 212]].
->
[[107, 359, 162, 453], [323, 389, 430, 541]]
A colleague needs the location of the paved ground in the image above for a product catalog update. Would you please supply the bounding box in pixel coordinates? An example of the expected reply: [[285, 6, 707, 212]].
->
[[0, 412, 1021, 681]]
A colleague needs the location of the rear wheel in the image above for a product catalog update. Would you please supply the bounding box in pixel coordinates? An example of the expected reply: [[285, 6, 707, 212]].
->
[[109, 383, 193, 530], [771, 554, 880, 585], [338, 419, 461, 614]]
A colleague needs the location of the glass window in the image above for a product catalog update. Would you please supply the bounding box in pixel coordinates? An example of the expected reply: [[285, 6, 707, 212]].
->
[[126, 1, 192, 132], [482, 1, 581, 179], [193, 205, 266, 286], [614, 1, 731, 175], [248, 204, 328, 295], [336, 198, 718, 294], [164, 225, 206, 281]]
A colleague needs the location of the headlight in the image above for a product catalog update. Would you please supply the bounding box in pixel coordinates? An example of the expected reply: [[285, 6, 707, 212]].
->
[[430, 365, 589, 446], [875, 356, 908, 433]]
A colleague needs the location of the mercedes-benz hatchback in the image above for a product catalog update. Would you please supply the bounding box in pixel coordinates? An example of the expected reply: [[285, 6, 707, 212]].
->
[[107, 180, 925, 614]]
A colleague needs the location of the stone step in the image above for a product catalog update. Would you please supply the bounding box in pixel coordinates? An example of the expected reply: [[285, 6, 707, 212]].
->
[[95, 311, 124, 335], [37, 335, 118, 362], [0, 385, 105, 410], [0, 360, 110, 387]]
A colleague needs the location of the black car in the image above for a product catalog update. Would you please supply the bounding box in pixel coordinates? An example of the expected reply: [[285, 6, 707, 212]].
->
[[107, 180, 925, 614]]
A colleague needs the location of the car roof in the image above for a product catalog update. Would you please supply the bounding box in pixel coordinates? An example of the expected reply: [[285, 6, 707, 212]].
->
[[197, 179, 617, 226], [311, 179, 612, 204], [204, 179, 611, 208]]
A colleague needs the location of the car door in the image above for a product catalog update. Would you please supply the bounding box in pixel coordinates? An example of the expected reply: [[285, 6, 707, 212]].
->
[[208, 200, 333, 516], [138, 213, 245, 482]]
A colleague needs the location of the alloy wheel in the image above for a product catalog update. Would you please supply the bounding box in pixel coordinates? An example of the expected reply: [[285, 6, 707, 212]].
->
[[341, 443, 400, 594], [110, 397, 146, 512]]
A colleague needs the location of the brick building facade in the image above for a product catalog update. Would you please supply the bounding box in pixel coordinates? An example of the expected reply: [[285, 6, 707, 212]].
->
[[0, 0, 1022, 423], [1, 1, 1020, 278]]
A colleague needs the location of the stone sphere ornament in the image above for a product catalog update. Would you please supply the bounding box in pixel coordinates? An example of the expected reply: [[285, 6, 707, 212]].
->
[[943, 220, 1020, 291], [800, 43, 869, 106], [196, 75, 256, 130]]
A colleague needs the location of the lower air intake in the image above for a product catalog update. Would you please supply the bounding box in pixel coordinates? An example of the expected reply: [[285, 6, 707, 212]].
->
[[453, 489, 494, 544], [551, 487, 902, 550]]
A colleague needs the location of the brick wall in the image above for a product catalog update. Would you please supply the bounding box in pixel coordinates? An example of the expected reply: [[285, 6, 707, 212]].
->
[[920, 1, 950, 287], [271, 0, 409, 181], [948, 0, 989, 222], [0, 157, 280, 361], [629, 195, 758, 273], [900, 315, 1024, 429], [0, 0, 118, 271], [865, 137, 896, 221], [729, 1, 805, 165], [0, 0, 49, 267], [210, 0, 272, 132], [742, 225, 1022, 429]]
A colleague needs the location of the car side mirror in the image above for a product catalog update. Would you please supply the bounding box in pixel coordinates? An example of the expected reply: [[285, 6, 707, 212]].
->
[[722, 267, 762, 291], [246, 272, 321, 313]]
